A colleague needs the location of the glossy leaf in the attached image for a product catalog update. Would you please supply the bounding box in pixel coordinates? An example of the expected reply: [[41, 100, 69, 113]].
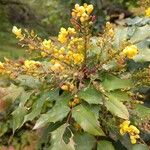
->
[[17, 75, 41, 88], [50, 124, 75, 150], [78, 86, 103, 104], [12, 106, 27, 132], [131, 144, 149, 150], [19, 90, 33, 107], [102, 75, 132, 91], [130, 25, 150, 43], [135, 104, 150, 120], [97, 140, 115, 150], [74, 133, 96, 150], [24, 90, 59, 123], [107, 91, 131, 102], [72, 104, 105, 136], [2, 84, 24, 102], [105, 95, 129, 119], [33, 99, 70, 129]]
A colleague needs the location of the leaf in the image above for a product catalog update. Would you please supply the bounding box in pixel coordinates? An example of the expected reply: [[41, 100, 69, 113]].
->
[[19, 90, 33, 107], [131, 144, 149, 150], [135, 104, 150, 120], [114, 27, 128, 48], [130, 25, 150, 43], [97, 140, 115, 150], [78, 86, 103, 104], [3, 84, 24, 102], [50, 124, 75, 150], [74, 133, 96, 150], [72, 104, 105, 136], [102, 75, 132, 91], [17, 75, 41, 88], [107, 91, 131, 102], [33, 99, 70, 129], [105, 95, 129, 119], [0, 122, 8, 137], [12, 106, 27, 132], [126, 17, 150, 26], [134, 40, 150, 62], [24, 89, 59, 123], [84, 104, 100, 120]]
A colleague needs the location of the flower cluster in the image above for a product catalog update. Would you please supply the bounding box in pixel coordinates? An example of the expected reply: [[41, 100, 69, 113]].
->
[[23, 60, 41, 76], [72, 3, 94, 23], [120, 121, 140, 144], [67, 38, 84, 53], [41, 39, 53, 51], [58, 27, 76, 44], [122, 45, 138, 59], [12, 26, 24, 40]]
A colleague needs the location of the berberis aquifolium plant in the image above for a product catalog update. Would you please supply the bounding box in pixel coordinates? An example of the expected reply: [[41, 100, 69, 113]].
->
[[0, 3, 150, 150]]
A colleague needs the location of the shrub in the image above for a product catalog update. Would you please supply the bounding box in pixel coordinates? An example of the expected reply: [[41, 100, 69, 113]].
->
[[0, 3, 150, 150]]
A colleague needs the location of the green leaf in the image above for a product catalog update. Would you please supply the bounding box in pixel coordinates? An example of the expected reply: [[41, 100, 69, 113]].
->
[[135, 104, 150, 120], [102, 75, 132, 91], [50, 124, 75, 150], [84, 104, 100, 120], [24, 89, 59, 123], [114, 27, 128, 48], [97, 140, 115, 150], [0, 122, 8, 137], [3, 84, 24, 102], [17, 75, 41, 88], [19, 90, 33, 107], [33, 100, 70, 129], [12, 106, 27, 132], [72, 104, 105, 136], [107, 91, 131, 102], [130, 25, 150, 43], [78, 86, 102, 104], [74, 133, 96, 150], [131, 144, 149, 150], [134, 40, 150, 62], [105, 94, 129, 119]]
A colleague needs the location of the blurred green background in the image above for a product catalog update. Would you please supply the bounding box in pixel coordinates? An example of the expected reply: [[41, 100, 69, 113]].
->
[[0, 0, 138, 60]]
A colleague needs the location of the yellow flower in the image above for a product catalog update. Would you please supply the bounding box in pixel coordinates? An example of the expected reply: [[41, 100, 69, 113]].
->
[[86, 4, 94, 15], [130, 135, 137, 144], [0, 62, 5, 73], [119, 120, 140, 144], [58, 27, 76, 43], [24, 60, 41, 70], [145, 7, 150, 17], [0, 62, 4, 68], [72, 3, 93, 23], [58, 27, 68, 43], [130, 135, 140, 144], [119, 120, 130, 135], [41, 39, 52, 50], [12, 26, 23, 39], [73, 53, 84, 64], [123, 45, 138, 59], [68, 27, 76, 35], [68, 38, 84, 53], [50, 62, 64, 72], [128, 125, 140, 134], [41, 52, 48, 57]]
